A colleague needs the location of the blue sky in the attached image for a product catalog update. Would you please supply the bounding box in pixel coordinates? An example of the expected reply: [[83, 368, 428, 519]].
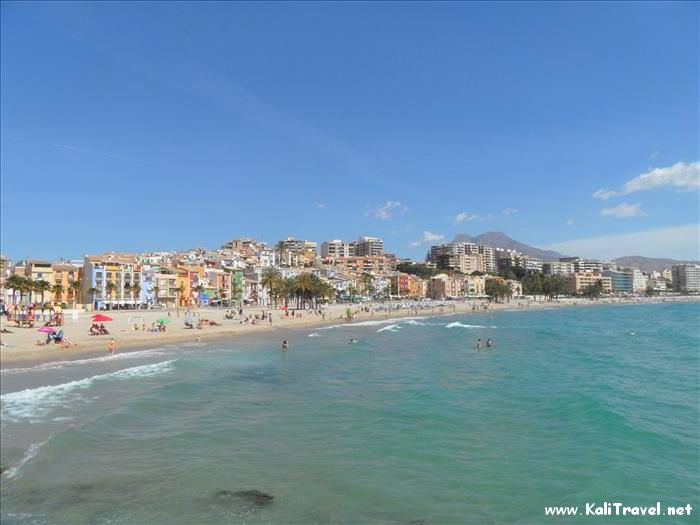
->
[[1, 1, 698, 262]]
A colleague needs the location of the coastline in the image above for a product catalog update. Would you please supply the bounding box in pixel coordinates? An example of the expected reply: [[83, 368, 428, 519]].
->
[[1, 296, 697, 368]]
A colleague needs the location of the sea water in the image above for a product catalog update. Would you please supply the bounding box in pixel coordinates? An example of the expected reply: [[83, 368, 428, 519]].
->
[[1, 302, 698, 524]]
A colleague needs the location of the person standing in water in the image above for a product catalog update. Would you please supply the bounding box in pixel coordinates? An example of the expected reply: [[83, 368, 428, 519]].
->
[[107, 338, 116, 356], [282, 340, 288, 351], [476, 338, 481, 350], [486, 338, 493, 348]]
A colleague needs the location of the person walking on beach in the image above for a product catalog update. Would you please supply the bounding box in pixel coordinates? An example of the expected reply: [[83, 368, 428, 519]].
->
[[107, 338, 116, 356]]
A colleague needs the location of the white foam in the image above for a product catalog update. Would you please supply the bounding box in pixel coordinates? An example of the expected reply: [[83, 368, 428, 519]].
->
[[308, 333, 321, 338], [446, 322, 487, 329], [320, 316, 424, 330], [377, 324, 402, 333], [1, 348, 170, 375], [1, 360, 175, 422], [3, 440, 47, 479]]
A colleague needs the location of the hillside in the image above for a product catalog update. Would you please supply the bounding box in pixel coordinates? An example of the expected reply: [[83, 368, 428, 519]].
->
[[453, 231, 565, 261], [611, 256, 699, 272]]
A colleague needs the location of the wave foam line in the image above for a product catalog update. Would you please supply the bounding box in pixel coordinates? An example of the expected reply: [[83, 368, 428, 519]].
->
[[1, 348, 170, 375], [308, 333, 321, 338], [446, 322, 487, 329], [320, 316, 424, 330], [377, 324, 402, 333], [2, 440, 47, 479], [1, 360, 175, 422]]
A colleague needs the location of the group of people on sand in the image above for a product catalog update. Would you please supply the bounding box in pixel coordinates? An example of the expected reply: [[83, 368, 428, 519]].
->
[[89, 323, 110, 336], [35, 329, 77, 348]]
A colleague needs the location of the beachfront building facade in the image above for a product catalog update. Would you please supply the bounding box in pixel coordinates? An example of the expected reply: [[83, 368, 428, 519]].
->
[[560, 257, 606, 274], [24, 260, 55, 304], [83, 254, 144, 310], [603, 269, 634, 293], [51, 263, 83, 307], [435, 253, 484, 274], [564, 272, 612, 294], [672, 264, 700, 293]]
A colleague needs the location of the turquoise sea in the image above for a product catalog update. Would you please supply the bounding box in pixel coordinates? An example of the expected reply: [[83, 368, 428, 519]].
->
[[1, 302, 699, 524]]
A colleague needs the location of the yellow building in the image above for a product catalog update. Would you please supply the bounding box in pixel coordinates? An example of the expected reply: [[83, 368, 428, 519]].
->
[[25, 260, 55, 304], [51, 264, 82, 306]]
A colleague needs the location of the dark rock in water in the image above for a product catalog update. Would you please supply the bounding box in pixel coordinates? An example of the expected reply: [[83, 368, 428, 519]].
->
[[213, 489, 274, 506], [233, 489, 274, 505]]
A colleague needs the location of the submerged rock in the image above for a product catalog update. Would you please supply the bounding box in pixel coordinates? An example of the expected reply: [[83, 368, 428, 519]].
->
[[213, 489, 274, 506]]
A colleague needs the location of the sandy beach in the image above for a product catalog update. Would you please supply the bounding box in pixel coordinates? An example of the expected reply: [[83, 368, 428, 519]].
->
[[1, 296, 696, 367]]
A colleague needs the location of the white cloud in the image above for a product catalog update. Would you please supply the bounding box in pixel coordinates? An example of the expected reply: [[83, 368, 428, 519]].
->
[[501, 208, 518, 216], [315, 202, 326, 208], [566, 218, 575, 225], [600, 202, 646, 219], [592, 189, 618, 200], [409, 231, 445, 247], [593, 161, 699, 200], [366, 201, 406, 220], [545, 224, 700, 261], [454, 212, 482, 224]]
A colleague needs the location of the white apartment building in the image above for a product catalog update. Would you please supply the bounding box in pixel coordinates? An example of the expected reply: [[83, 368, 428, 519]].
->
[[672, 264, 700, 293], [478, 245, 496, 273], [321, 240, 356, 258], [543, 261, 575, 276], [356, 236, 384, 257]]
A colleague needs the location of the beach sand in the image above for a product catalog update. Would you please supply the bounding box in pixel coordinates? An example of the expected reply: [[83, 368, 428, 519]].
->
[[1, 297, 696, 367]]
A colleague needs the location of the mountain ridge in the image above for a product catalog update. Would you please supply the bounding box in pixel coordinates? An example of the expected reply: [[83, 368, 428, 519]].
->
[[453, 231, 565, 261]]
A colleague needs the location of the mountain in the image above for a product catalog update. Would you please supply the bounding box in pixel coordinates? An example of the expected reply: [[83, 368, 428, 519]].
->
[[611, 256, 698, 273], [453, 231, 565, 261]]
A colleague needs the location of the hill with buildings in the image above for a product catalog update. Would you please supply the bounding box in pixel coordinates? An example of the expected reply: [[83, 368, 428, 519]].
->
[[453, 231, 565, 261], [611, 256, 699, 272]]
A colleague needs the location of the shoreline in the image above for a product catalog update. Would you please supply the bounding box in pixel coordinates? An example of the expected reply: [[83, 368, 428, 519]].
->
[[1, 296, 697, 369]]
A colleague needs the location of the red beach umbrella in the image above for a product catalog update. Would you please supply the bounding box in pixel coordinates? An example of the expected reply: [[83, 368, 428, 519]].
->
[[91, 314, 113, 322], [37, 326, 56, 333]]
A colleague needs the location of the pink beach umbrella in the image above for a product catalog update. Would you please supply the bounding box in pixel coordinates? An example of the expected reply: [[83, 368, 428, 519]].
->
[[37, 326, 56, 333]]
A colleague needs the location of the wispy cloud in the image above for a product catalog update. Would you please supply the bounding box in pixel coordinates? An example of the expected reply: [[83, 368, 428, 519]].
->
[[501, 208, 518, 216], [566, 218, 575, 226], [366, 201, 406, 220], [1, 135, 173, 168], [315, 202, 327, 209], [409, 231, 444, 247], [600, 202, 646, 219], [593, 161, 700, 200], [546, 224, 700, 261], [454, 212, 482, 224]]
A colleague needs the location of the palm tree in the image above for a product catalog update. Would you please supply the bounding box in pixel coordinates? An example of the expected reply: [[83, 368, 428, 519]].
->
[[52, 283, 64, 304], [295, 273, 316, 309], [261, 268, 282, 308], [175, 283, 185, 308], [35, 279, 51, 306], [105, 282, 116, 308], [124, 281, 132, 303], [131, 282, 142, 307], [362, 273, 374, 298], [192, 284, 204, 307], [69, 280, 82, 309], [6, 275, 25, 305], [88, 287, 98, 309]]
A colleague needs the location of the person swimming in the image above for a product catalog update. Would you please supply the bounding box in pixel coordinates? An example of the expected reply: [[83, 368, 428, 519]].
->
[[349, 338, 358, 344], [486, 338, 493, 348]]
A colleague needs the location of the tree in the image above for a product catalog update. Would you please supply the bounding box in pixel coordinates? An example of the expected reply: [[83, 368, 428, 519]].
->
[[52, 283, 64, 304], [88, 287, 99, 309], [69, 280, 82, 309], [361, 273, 375, 298], [192, 284, 204, 307], [485, 279, 511, 302], [261, 268, 282, 308], [35, 280, 51, 306], [6, 275, 25, 304], [131, 282, 141, 307], [645, 284, 657, 297], [582, 280, 603, 299], [105, 282, 117, 307], [124, 282, 132, 305], [176, 283, 186, 308]]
